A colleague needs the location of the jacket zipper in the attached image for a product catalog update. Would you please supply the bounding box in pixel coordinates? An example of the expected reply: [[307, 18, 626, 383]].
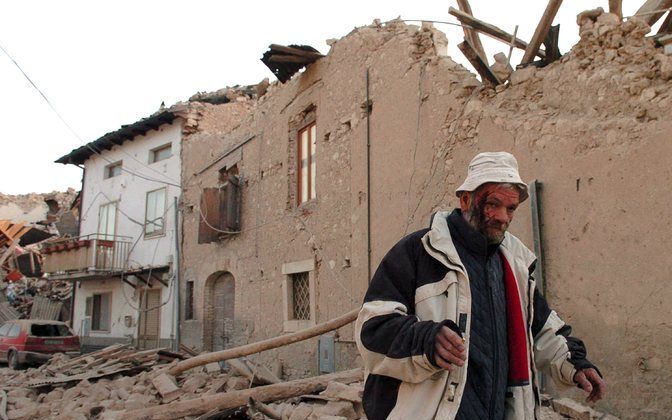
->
[[487, 256, 498, 420]]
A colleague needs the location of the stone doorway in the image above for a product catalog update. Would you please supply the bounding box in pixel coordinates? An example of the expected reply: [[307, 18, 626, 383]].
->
[[204, 271, 235, 351]]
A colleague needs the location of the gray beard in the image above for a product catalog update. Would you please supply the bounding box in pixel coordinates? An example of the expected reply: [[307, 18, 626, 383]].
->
[[463, 207, 506, 245]]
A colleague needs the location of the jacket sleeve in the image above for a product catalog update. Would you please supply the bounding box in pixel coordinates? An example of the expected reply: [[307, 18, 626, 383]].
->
[[531, 281, 602, 388], [355, 234, 454, 383]]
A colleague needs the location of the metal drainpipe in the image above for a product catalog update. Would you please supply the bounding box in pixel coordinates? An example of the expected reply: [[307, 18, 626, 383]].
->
[[366, 68, 372, 284], [173, 196, 181, 351]]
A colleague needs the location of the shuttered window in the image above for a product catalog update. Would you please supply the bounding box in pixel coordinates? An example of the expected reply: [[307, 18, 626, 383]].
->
[[198, 167, 242, 243], [297, 123, 317, 204]]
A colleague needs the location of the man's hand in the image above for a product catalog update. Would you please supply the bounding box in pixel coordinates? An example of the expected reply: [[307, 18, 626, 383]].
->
[[434, 326, 467, 371], [574, 368, 606, 403]]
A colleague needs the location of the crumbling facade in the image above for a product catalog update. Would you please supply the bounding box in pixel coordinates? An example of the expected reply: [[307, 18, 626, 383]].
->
[[179, 13, 672, 419]]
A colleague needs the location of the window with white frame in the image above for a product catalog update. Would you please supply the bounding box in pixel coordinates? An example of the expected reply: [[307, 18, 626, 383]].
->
[[98, 202, 118, 240], [281, 258, 316, 332], [297, 123, 316, 204], [149, 143, 172, 163], [85, 293, 111, 332], [145, 188, 166, 237], [104, 161, 123, 179]]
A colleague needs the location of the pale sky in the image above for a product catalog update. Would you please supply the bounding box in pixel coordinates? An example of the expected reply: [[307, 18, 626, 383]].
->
[[0, 1, 647, 194]]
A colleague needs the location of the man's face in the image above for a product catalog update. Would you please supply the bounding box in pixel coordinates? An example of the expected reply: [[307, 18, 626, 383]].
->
[[460, 183, 521, 244]]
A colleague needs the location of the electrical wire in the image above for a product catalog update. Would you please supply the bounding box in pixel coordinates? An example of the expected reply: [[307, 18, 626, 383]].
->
[[0, 40, 181, 188]]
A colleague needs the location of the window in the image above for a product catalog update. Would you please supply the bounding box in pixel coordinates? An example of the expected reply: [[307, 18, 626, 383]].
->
[[150, 144, 172, 163], [98, 202, 118, 240], [291, 272, 310, 320], [104, 161, 123, 179], [281, 258, 316, 332], [86, 293, 111, 332], [297, 123, 317, 204], [0, 323, 11, 336], [31, 324, 72, 337], [185, 281, 194, 320], [7, 324, 20, 338], [198, 165, 242, 243], [145, 188, 166, 237]]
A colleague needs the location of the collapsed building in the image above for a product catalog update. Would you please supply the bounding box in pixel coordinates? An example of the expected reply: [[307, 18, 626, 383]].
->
[[18, 3, 671, 419], [179, 9, 672, 420], [0, 190, 78, 323]]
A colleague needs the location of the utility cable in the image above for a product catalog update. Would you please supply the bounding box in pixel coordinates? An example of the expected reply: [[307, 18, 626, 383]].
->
[[0, 40, 180, 188]]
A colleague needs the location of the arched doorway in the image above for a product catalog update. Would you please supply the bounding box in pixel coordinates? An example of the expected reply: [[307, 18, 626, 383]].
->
[[203, 271, 235, 351]]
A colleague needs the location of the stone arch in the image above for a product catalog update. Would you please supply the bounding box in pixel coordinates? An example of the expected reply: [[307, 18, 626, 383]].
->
[[203, 271, 235, 351]]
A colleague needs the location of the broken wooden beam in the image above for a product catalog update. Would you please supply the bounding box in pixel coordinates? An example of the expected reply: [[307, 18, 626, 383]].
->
[[449, 7, 545, 59], [634, 0, 672, 26], [658, 11, 672, 34], [609, 0, 623, 19], [169, 308, 359, 376], [268, 44, 324, 59], [456, 0, 488, 65], [123, 368, 363, 420], [458, 39, 502, 86], [248, 397, 282, 420], [522, 0, 564, 65], [268, 55, 316, 64]]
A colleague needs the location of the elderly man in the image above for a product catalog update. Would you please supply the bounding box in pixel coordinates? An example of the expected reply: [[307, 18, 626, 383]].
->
[[355, 152, 605, 420]]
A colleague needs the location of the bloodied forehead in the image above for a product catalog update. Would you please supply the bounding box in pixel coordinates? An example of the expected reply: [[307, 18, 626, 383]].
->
[[473, 183, 521, 206]]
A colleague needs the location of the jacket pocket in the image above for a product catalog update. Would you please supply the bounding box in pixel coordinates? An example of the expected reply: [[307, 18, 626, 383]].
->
[[415, 272, 459, 323]]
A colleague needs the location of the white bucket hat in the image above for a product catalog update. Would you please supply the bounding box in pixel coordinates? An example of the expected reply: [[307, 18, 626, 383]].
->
[[455, 152, 529, 202]]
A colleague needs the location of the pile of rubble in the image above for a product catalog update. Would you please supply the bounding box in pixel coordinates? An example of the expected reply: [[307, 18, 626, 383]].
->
[[2, 277, 72, 319], [0, 343, 364, 420], [0, 341, 617, 420]]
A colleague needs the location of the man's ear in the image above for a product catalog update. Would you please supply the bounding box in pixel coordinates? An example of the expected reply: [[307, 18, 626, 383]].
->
[[459, 192, 471, 212]]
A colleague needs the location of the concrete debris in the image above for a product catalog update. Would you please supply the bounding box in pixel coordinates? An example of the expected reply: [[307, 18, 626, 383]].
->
[[0, 344, 616, 420]]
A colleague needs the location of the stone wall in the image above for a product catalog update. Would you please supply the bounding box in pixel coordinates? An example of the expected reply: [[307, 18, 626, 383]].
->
[[180, 14, 672, 419]]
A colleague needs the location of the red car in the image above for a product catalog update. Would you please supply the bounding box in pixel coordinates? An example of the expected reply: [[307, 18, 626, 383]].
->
[[0, 319, 80, 369]]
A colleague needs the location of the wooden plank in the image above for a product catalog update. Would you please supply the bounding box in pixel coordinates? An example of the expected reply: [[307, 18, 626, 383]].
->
[[522, 0, 563, 65], [609, 0, 623, 19], [457, 39, 502, 86], [267, 55, 315, 64], [657, 11, 672, 33], [268, 44, 323, 59], [449, 8, 546, 58], [0, 243, 17, 267], [456, 0, 488, 65], [634, 0, 672, 25], [4, 222, 26, 241], [169, 308, 359, 375], [122, 369, 363, 420]]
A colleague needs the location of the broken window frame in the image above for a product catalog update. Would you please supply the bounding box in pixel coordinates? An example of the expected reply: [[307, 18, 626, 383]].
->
[[104, 161, 123, 179], [144, 187, 167, 237], [149, 143, 173, 164], [297, 122, 317, 205]]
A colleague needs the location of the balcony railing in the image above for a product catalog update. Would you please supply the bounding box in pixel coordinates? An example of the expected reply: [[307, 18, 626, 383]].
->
[[42, 234, 132, 276]]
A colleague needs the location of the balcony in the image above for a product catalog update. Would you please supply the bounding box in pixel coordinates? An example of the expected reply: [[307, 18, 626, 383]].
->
[[42, 234, 132, 279]]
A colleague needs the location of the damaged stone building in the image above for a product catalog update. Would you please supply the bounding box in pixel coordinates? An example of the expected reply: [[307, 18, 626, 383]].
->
[[177, 10, 672, 419]]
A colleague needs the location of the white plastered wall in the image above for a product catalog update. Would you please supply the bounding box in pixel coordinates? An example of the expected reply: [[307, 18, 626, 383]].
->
[[74, 120, 182, 341]]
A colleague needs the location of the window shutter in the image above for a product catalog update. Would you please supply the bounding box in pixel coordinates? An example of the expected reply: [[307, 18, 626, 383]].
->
[[225, 175, 241, 231], [198, 188, 221, 244]]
